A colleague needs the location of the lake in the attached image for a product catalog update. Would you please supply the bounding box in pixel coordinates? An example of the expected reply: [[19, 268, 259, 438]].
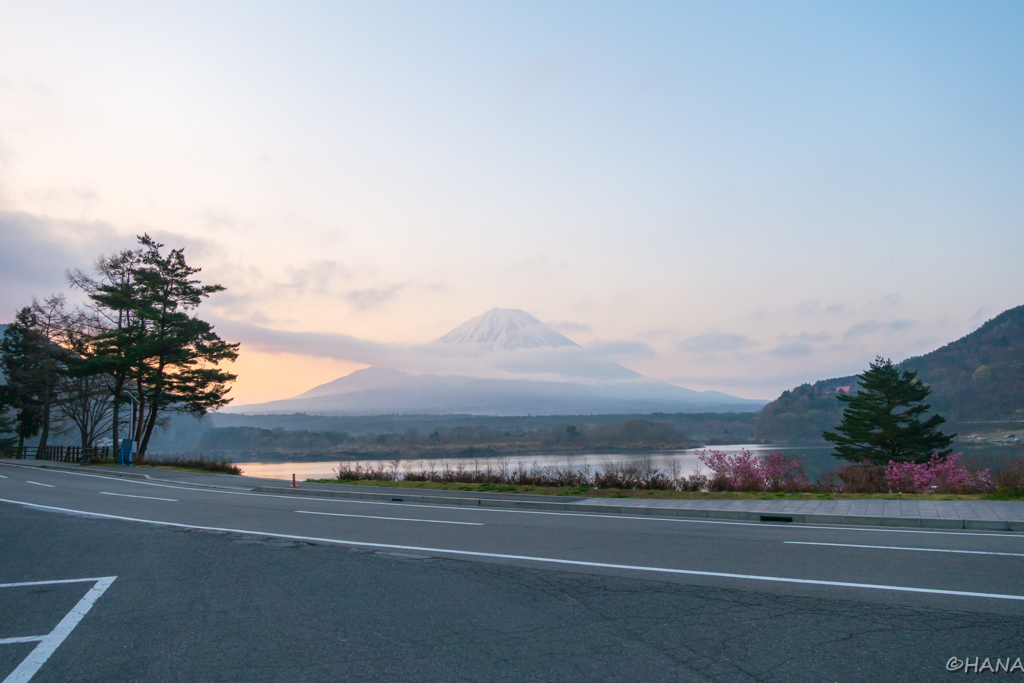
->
[[239, 442, 1024, 482], [240, 444, 842, 481]]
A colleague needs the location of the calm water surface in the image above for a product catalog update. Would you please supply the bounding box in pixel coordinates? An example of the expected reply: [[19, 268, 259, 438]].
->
[[240, 442, 1022, 482], [240, 444, 841, 481]]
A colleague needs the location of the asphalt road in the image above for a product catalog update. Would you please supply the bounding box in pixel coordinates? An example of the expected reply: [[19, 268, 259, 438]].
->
[[2, 462, 1024, 681]]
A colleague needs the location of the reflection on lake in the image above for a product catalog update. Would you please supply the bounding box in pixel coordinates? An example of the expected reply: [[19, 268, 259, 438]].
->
[[239, 442, 1024, 482], [241, 444, 840, 481]]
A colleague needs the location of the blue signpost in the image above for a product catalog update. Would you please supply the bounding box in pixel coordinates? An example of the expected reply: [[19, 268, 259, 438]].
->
[[120, 391, 140, 467], [118, 438, 133, 467]]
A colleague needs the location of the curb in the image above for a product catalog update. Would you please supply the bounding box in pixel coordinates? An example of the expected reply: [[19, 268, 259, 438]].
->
[[253, 485, 1024, 533]]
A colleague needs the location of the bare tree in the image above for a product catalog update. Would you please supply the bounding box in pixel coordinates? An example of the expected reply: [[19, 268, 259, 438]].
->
[[26, 295, 73, 452], [68, 248, 144, 455], [53, 311, 115, 448]]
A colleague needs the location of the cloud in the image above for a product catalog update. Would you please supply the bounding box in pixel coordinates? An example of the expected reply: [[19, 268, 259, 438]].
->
[[795, 300, 849, 317], [201, 208, 237, 230], [878, 294, 902, 308], [636, 328, 677, 340], [666, 372, 821, 389], [0, 211, 119, 281], [777, 331, 831, 344], [768, 341, 813, 357], [212, 318, 407, 367], [23, 185, 100, 217], [547, 319, 591, 335], [0, 209, 233, 321], [678, 332, 759, 354], [286, 260, 351, 295], [201, 257, 357, 324], [584, 339, 656, 359], [211, 317, 654, 382], [345, 284, 404, 310], [0, 211, 137, 317], [843, 319, 915, 342]]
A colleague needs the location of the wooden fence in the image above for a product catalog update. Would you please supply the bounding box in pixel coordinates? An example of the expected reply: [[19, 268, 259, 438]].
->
[[8, 445, 111, 464]]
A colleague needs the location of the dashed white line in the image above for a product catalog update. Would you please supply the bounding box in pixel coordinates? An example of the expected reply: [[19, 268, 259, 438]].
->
[[25, 481, 54, 488], [296, 510, 482, 526], [99, 492, 177, 502], [786, 541, 1024, 557], [1, 497, 1022, 603]]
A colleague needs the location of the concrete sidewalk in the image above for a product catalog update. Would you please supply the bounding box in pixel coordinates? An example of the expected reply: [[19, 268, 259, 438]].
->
[[576, 497, 1024, 531], [4, 458, 1023, 531], [250, 483, 1024, 531]]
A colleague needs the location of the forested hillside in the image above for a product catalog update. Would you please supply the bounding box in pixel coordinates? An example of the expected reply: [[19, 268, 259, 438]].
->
[[140, 410, 757, 455], [191, 418, 696, 460], [756, 305, 1024, 442]]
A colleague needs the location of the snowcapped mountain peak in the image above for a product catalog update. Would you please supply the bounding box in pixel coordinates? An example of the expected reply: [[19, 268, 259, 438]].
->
[[432, 308, 579, 351]]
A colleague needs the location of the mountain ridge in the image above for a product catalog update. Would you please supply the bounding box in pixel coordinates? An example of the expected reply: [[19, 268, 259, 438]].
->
[[755, 304, 1024, 441], [228, 308, 764, 415], [233, 366, 763, 415]]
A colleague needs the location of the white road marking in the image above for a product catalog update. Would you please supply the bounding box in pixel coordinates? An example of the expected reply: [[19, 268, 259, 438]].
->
[[0, 577, 114, 589], [295, 510, 482, 526], [786, 541, 1024, 557], [99, 492, 177, 502], [0, 636, 45, 645], [25, 482, 54, 488], [3, 463, 1022, 539], [1, 576, 116, 683], [0, 474, 7, 478], [2, 497, 1022, 603]]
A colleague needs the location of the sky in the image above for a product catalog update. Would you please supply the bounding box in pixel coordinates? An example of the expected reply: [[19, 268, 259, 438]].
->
[[1, 1, 1022, 404]]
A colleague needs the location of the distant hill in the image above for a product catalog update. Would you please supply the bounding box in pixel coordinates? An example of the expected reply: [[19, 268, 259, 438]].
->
[[142, 410, 759, 455], [755, 305, 1024, 442]]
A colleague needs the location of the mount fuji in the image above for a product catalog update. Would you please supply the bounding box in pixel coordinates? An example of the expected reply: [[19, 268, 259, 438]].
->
[[432, 308, 579, 351], [228, 308, 765, 415]]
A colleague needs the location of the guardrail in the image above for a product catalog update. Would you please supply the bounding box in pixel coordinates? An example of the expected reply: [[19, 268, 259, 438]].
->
[[8, 445, 111, 464]]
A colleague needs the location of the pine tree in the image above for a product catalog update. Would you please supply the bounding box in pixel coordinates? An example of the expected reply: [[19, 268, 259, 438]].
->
[[0, 387, 19, 455], [0, 308, 51, 451], [823, 356, 954, 463], [70, 235, 239, 460], [127, 235, 239, 459], [68, 247, 146, 455]]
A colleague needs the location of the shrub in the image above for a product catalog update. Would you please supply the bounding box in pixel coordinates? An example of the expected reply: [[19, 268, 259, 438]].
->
[[333, 451, 1008, 496], [143, 456, 242, 475], [696, 449, 809, 492], [994, 458, 1024, 493], [884, 452, 994, 494], [833, 464, 888, 493]]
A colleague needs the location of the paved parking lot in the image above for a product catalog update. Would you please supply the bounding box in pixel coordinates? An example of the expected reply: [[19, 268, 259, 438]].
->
[[0, 577, 115, 682], [4, 463, 1024, 681], [4, 501, 1024, 682]]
